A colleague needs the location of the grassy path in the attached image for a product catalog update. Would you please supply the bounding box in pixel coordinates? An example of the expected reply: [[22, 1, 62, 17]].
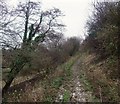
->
[[55, 56, 95, 102]]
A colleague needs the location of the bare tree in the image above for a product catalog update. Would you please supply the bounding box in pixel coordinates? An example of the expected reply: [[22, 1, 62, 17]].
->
[[1, 1, 64, 97]]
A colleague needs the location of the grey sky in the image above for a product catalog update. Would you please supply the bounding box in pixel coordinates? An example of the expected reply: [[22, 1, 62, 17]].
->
[[6, 0, 94, 38]]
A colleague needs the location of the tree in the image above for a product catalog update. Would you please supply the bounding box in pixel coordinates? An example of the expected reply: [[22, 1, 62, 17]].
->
[[86, 2, 119, 57], [62, 37, 80, 56], [1, 1, 64, 97]]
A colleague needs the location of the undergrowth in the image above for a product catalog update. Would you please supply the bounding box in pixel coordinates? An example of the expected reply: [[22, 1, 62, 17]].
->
[[79, 52, 119, 102]]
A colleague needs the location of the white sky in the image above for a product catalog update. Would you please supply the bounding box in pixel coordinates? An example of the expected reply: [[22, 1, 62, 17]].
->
[[6, 0, 94, 38]]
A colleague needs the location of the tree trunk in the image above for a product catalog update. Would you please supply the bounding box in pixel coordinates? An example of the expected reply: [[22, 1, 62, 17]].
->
[[2, 58, 26, 98], [2, 76, 14, 97]]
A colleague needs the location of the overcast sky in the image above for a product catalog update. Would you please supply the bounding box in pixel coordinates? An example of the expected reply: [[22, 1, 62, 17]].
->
[[6, 0, 94, 38]]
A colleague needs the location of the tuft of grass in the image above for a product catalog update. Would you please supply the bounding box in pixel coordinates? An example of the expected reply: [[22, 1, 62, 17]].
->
[[79, 73, 93, 92], [63, 90, 70, 102], [45, 96, 53, 102], [51, 77, 64, 89]]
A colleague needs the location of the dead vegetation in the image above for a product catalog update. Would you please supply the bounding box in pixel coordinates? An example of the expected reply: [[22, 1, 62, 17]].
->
[[79, 52, 119, 102]]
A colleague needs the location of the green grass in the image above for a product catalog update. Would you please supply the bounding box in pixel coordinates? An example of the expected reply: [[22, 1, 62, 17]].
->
[[63, 90, 70, 102], [79, 70, 100, 102], [50, 55, 79, 89], [51, 77, 64, 89], [62, 55, 80, 79], [45, 96, 53, 102], [79, 73, 93, 92]]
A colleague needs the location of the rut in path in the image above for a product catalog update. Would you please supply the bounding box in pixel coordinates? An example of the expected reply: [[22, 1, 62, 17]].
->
[[56, 59, 93, 102]]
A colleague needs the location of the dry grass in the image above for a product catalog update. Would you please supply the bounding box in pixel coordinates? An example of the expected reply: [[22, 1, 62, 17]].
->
[[80, 52, 119, 102], [5, 82, 45, 102], [21, 84, 44, 102], [11, 74, 37, 86]]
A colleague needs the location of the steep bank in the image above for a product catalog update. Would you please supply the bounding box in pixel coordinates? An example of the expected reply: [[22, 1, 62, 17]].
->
[[78, 52, 119, 102]]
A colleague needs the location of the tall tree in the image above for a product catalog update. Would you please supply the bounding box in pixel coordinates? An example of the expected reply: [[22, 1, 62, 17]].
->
[[0, 1, 64, 97]]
